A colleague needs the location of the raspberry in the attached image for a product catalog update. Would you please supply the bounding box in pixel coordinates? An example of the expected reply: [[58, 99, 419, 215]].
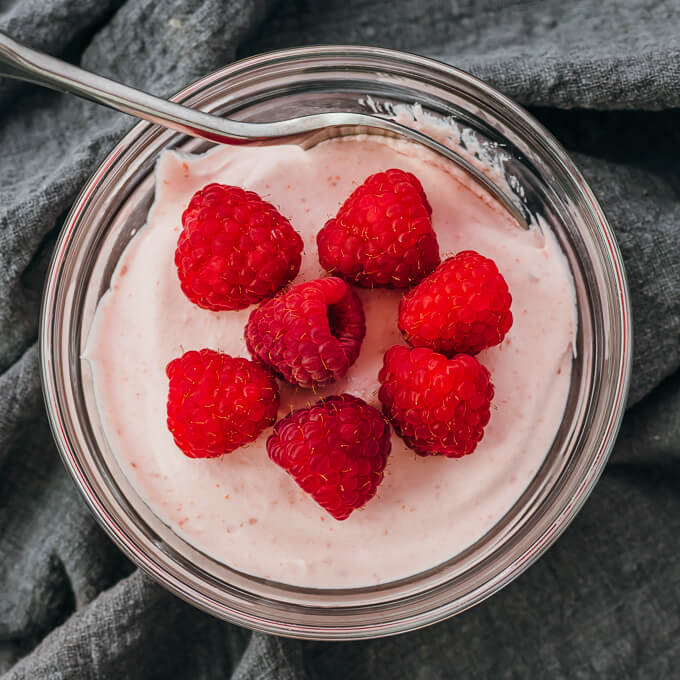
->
[[166, 349, 279, 458], [244, 277, 365, 388], [267, 394, 391, 520], [175, 183, 303, 311], [378, 345, 493, 458], [399, 250, 512, 356], [317, 168, 440, 288]]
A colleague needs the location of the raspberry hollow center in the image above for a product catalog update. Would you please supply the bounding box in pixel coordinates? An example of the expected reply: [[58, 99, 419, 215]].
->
[[318, 279, 366, 369], [327, 304, 342, 340]]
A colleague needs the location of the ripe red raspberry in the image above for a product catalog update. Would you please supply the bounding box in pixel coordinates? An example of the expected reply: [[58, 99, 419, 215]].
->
[[399, 250, 513, 356], [267, 394, 391, 520], [378, 345, 493, 458], [244, 277, 365, 388], [166, 349, 279, 458], [317, 168, 440, 288], [175, 183, 303, 311]]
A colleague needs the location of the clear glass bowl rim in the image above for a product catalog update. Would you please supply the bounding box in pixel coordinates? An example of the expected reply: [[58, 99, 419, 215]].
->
[[39, 45, 633, 639]]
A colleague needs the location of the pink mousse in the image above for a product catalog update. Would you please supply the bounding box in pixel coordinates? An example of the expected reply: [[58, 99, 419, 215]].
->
[[84, 134, 576, 588]]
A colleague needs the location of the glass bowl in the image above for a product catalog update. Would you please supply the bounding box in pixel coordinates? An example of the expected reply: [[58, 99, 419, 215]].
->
[[40, 46, 632, 640]]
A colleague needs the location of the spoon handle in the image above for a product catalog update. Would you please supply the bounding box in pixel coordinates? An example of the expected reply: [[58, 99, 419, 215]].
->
[[0, 31, 255, 142], [0, 32, 529, 228]]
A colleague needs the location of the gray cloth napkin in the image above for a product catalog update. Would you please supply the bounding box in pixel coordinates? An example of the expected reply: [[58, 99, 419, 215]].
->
[[1, 0, 679, 678]]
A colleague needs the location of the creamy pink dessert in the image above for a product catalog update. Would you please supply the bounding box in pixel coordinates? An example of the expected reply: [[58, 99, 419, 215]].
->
[[84, 134, 576, 588]]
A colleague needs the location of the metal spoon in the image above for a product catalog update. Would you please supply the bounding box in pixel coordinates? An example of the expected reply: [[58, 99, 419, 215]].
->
[[0, 31, 527, 229]]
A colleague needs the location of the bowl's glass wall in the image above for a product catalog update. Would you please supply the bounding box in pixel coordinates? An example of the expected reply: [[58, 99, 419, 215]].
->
[[40, 47, 631, 639]]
